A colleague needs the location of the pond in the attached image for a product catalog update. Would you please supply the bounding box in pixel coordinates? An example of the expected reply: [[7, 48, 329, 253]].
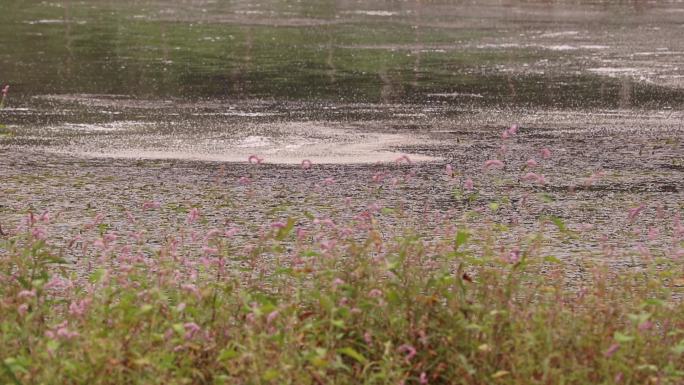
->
[[0, 1, 682, 261]]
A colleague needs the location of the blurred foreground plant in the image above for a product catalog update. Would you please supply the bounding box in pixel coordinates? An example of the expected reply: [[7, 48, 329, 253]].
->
[[1, 206, 683, 385]]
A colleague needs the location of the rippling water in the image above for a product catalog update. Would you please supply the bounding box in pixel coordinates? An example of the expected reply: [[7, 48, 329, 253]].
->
[[1, 0, 683, 162]]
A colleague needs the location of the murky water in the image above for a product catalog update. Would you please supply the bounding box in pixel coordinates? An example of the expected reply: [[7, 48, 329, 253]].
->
[[3, 0, 684, 104], [2, 0, 684, 162]]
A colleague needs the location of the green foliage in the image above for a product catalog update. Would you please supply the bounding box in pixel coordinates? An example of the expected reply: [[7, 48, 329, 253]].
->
[[0, 212, 682, 385]]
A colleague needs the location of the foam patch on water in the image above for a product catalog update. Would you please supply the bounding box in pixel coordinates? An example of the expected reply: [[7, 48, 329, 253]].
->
[[56, 121, 148, 132], [427, 92, 484, 98], [349, 10, 398, 16], [63, 122, 440, 164], [587, 67, 643, 77], [539, 31, 580, 38]]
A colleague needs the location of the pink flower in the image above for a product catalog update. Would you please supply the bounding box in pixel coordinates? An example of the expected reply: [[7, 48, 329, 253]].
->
[[202, 246, 218, 255], [501, 130, 510, 140], [420, 372, 428, 385], [238, 176, 252, 185], [270, 221, 287, 229], [248, 154, 264, 164], [320, 239, 336, 251], [39, 211, 50, 223], [397, 344, 417, 362], [181, 284, 199, 295], [525, 159, 538, 168], [68, 299, 90, 317], [301, 159, 312, 169], [205, 228, 221, 239], [44, 276, 72, 291], [142, 200, 161, 210], [17, 303, 29, 316], [673, 215, 684, 240], [395, 155, 412, 165], [522, 172, 538, 182], [56, 327, 79, 340], [31, 226, 47, 240], [580, 223, 594, 231], [504, 248, 521, 264], [604, 343, 620, 358], [445, 164, 454, 178], [364, 332, 373, 345], [50, 321, 79, 340], [187, 207, 200, 224], [636, 243, 651, 258], [1, 85, 9, 97], [628, 204, 645, 222], [541, 148, 552, 159], [483, 159, 504, 170], [224, 227, 239, 237], [323, 177, 335, 185], [464, 178, 474, 190], [508, 123, 519, 135], [368, 289, 383, 298], [332, 278, 345, 288], [18, 289, 36, 299], [638, 320, 653, 331], [183, 322, 201, 339], [521, 172, 546, 184], [647, 227, 659, 241], [266, 310, 279, 324]]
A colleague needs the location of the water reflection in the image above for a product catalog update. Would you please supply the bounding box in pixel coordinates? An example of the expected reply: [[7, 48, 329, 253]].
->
[[0, 0, 683, 109]]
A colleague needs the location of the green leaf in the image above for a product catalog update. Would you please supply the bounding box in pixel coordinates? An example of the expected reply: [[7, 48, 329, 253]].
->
[[455, 230, 470, 251], [89, 268, 106, 283], [338, 347, 368, 364], [1, 358, 23, 385], [46, 339, 60, 352], [97, 223, 109, 236], [642, 298, 665, 307], [331, 319, 345, 328], [319, 295, 334, 312], [262, 369, 279, 381], [543, 256, 562, 264], [492, 370, 509, 378], [139, 304, 154, 314], [549, 216, 566, 232], [614, 332, 635, 343], [672, 340, 684, 355], [218, 348, 239, 361], [172, 323, 185, 335]]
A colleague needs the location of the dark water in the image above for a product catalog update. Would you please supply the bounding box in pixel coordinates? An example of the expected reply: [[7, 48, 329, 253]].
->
[[2, 0, 684, 109]]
